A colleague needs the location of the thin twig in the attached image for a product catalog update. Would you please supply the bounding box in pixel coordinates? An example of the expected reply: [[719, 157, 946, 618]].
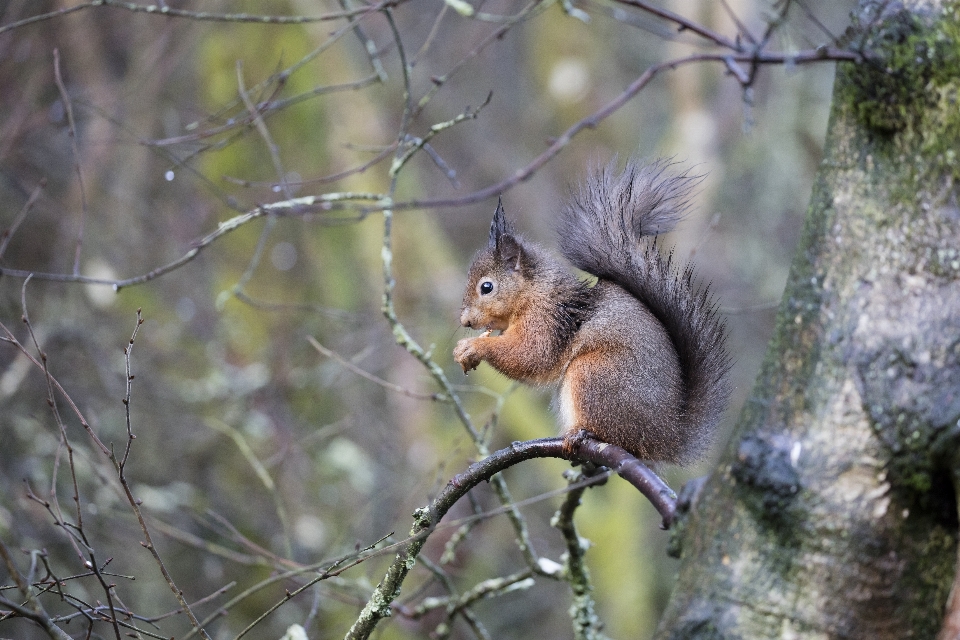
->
[[204, 418, 294, 559], [236, 61, 291, 200], [52, 49, 87, 275], [340, 0, 389, 82], [82, 554, 124, 640], [147, 516, 270, 566], [225, 61, 292, 310], [0, 539, 72, 640], [412, 0, 549, 119], [720, 300, 780, 314], [308, 336, 447, 401], [794, 0, 840, 44], [439, 490, 485, 565], [719, 0, 757, 46], [231, 290, 356, 320], [390, 94, 492, 179], [218, 534, 392, 640], [610, 0, 741, 49], [0, 322, 108, 456], [119, 309, 143, 471], [147, 8, 383, 149], [18, 278, 89, 566], [411, 1, 450, 66], [0, 179, 45, 260], [111, 310, 212, 640], [417, 565, 532, 640], [224, 139, 396, 190], [200, 510, 298, 569]]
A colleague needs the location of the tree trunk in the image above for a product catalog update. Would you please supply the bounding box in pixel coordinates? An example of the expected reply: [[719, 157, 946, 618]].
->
[[657, 1, 960, 637]]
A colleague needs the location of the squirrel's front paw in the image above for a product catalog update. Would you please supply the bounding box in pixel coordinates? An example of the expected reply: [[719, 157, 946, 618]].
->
[[453, 337, 482, 373]]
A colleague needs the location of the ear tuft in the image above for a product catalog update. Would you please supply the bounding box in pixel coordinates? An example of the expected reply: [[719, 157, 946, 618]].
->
[[488, 197, 523, 270], [489, 197, 513, 251]]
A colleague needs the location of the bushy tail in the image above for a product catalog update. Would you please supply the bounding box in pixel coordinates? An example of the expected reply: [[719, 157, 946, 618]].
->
[[558, 159, 731, 457]]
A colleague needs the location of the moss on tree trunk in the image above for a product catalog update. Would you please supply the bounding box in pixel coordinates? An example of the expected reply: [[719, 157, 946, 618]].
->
[[657, 1, 960, 637]]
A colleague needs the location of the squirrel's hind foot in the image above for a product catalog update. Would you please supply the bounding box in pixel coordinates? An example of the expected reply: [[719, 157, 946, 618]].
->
[[562, 428, 596, 459]]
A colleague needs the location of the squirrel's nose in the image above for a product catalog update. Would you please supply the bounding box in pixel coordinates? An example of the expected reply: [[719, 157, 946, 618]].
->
[[460, 310, 472, 328]]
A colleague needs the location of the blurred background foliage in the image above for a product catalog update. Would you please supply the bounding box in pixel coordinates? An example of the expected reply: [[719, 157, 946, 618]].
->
[[0, 0, 855, 638]]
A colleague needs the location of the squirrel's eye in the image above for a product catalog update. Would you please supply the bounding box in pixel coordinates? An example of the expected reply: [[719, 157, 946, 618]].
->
[[479, 281, 494, 295]]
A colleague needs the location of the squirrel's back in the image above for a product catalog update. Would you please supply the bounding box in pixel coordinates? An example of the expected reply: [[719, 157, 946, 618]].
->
[[558, 159, 731, 463]]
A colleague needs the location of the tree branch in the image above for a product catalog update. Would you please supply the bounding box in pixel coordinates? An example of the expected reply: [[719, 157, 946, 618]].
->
[[0, 538, 72, 640], [609, 0, 741, 49], [0, 0, 403, 36], [554, 467, 607, 640], [345, 436, 677, 639]]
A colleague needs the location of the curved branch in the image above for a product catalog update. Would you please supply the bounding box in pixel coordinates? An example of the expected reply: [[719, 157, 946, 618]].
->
[[345, 435, 677, 640], [566, 437, 678, 528]]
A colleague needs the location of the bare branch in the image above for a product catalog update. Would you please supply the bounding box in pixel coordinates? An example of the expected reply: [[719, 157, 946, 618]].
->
[[340, 0, 389, 82], [554, 467, 606, 640], [18, 278, 90, 566], [308, 336, 447, 401], [0, 179, 45, 260], [204, 418, 294, 558], [390, 45, 861, 211], [0, 193, 384, 288], [794, 0, 841, 44], [412, 0, 549, 118], [188, 534, 393, 640], [0, 539, 72, 640], [609, 0, 741, 49], [112, 310, 212, 640], [52, 49, 87, 276], [119, 309, 143, 471], [0, 0, 403, 36], [0, 321, 109, 455], [346, 436, 678, 639], [719, 0, 758, 46]]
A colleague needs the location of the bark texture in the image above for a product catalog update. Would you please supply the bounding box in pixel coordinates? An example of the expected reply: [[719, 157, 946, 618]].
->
[[657, 1, 960, 638]]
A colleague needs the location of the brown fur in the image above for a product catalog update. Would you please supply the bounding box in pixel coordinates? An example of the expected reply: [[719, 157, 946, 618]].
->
[[454, 162, 730, 464]]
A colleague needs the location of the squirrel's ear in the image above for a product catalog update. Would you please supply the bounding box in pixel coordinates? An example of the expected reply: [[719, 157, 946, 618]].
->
[[499, 234, 524, 271]]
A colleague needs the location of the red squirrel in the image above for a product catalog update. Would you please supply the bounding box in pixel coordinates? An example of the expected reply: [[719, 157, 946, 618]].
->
[[453, 160, 730, 464]]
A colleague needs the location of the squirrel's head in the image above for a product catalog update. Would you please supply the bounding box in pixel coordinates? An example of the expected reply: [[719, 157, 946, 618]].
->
[[459, 198, 534, 331]]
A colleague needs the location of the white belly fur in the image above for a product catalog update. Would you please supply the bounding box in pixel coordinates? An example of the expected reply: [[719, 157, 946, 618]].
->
[[557, 374, 578, 435]]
